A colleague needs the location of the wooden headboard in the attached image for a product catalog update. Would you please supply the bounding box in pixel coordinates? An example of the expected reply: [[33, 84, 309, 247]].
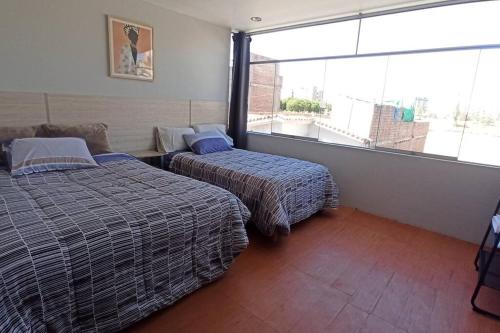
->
[[0, 91, 228, 152], [0, 91, 47, 126]]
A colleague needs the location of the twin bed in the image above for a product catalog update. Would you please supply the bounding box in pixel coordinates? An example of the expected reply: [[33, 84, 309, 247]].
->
[[166, 148, 339, 236], [0, 154, 249, 332], [0, 122, 339, 332]]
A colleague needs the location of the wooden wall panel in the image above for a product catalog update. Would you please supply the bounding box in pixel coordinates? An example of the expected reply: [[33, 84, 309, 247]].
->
[[190, 100, 228, 126], [0, 91, 47, 126], [0, 91, 228, 153], [47, 94, 190, 152]]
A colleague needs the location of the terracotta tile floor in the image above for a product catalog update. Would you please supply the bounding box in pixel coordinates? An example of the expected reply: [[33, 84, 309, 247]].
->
[[125, 207, 500, 333]]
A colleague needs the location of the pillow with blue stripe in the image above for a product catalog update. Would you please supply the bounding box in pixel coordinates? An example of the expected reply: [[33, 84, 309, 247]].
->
[[183, 131, 232, 155], [8, 137, 98, 176], [0, 125, 40, 167]]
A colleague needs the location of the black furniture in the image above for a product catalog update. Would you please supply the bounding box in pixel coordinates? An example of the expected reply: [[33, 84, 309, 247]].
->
[[128, 150, 165, 169], [471, 198, 500, 319]]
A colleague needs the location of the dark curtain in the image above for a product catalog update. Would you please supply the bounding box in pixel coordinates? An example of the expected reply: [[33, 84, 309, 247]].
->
[[228, 32, 251, 149]]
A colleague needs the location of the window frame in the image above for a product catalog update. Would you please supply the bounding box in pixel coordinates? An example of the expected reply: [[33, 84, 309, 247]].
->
[[245, 0, 500, 167]]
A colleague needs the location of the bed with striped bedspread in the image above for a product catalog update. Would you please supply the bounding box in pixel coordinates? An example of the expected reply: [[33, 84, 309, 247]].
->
[[0, 154, 249, 333], [168, 149, 340, 236]]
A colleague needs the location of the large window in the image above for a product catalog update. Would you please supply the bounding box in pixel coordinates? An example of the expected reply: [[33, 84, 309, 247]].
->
[[247, 1, 500, 167], [251, 20, 359, 60], [358, 1, 500, 53]]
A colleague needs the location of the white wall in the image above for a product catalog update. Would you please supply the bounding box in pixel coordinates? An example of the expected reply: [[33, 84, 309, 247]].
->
[[248, 133, 500, 244], [0, 0, 230, 101]]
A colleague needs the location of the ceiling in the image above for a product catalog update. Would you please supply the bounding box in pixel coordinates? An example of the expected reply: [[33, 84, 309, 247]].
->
[[143, 0, 435, 31]]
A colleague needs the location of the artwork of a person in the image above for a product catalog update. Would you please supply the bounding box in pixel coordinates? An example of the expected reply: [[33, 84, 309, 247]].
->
[[109, 16, 153, 80], [118, 24, 140, 75]]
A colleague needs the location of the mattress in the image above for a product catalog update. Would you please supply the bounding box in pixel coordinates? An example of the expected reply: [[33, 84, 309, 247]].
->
[[0, 153, 249, 332], [167, 149, 340, 236]]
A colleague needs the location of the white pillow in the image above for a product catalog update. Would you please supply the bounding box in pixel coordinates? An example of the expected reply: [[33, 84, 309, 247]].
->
[[9, 137, 98, 176], [192, 123, 234, 146], [156, 127, 195, 153]]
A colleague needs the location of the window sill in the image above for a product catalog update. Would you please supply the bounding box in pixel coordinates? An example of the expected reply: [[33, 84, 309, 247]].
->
[[246, 131, 500, 170]]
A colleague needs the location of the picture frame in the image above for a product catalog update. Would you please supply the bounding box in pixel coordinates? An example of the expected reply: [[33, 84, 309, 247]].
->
[[107, 15, 154, 81]]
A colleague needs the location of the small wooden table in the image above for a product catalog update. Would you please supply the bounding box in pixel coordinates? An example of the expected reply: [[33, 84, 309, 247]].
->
[[127, 150, 164, 169]]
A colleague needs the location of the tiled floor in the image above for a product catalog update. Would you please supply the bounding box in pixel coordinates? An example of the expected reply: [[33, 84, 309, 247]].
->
[[125, 207, 500, 333]]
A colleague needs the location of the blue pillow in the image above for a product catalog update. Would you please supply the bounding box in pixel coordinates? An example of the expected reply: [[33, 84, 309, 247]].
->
[[183, 131, 232, 155]]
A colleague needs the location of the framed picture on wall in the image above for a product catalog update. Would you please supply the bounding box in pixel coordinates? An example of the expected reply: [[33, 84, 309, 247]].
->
[[107, 15, 154, 81]]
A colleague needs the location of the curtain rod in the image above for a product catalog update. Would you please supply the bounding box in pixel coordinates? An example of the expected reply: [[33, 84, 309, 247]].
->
[[246, 0, 486, 36]]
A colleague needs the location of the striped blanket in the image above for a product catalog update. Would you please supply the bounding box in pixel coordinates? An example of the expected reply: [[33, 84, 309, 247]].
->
[[168, 149, 340, 236], [0, 155, 249, 332]]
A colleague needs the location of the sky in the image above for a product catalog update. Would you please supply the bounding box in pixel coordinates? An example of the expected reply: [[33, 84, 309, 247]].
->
[[250, 1, 500, 118]]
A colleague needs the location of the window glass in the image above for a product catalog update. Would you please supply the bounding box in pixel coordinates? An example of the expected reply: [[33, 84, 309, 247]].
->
[[459, 49, 500, 166], [319, 56, 388, 146], [358, 1, 500, 54], [250, 20, 359, 61], [248, 63, 278, 134], [377, 50, 479, 157], [271, 60, 327, 139], [245, 2, 500, 167]]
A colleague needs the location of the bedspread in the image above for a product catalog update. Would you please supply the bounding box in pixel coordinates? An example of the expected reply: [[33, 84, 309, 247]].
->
[[0, 155, 249, 332], [168, 149, 339, 236]]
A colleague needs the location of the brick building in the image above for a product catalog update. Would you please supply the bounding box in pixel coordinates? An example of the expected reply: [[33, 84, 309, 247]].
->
[[248, 53, 282, 115], [369, 104, 430, 152]]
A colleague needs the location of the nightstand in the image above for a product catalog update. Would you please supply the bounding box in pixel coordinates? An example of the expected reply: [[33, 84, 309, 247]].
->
[[127, 150, 164, 169]]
